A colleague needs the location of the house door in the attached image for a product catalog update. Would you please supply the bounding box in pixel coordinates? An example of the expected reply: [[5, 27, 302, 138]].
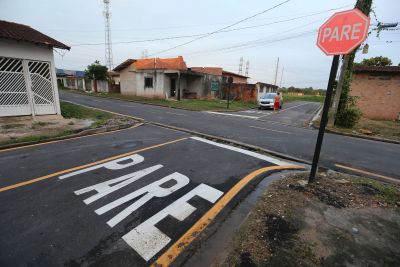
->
[[170, 78, 176, 97]]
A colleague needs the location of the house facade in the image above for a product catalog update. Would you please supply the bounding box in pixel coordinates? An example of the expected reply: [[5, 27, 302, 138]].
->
[[115, 57, 208, 99], [350, 65, 400, 120], [56, 69, 89, 91], [0, 20, 70, 117]]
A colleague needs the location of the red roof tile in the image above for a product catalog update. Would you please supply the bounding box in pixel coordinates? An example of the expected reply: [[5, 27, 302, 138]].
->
[[190, 67, 223, 76], [222, 70, 249, 79], [0, 20, 70, 50], [135, 56, 187, 70]]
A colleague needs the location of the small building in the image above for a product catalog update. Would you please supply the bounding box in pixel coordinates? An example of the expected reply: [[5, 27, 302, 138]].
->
[[351, 65, 400, 120], [114, 56, 206, 99], [56, 69, 89, 91], [0, 20, 70, 117], [222, 70, 249, 84]]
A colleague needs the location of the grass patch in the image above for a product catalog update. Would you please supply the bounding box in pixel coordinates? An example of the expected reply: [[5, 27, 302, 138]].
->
[[283, 95, 325, 103], [321, 118, 400, 142], [1, 123, 25, 130], [0, 130, 75, 146], [61, 89, 257, 111], [61, 101, 113, 128]]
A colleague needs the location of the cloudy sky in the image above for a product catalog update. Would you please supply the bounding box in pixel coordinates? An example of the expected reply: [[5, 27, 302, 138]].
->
[[1, 0, 399, 88]]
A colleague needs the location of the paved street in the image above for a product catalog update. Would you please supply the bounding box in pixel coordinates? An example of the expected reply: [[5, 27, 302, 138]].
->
[[0, 124, 301, 266], [60, 91, 400, 181]]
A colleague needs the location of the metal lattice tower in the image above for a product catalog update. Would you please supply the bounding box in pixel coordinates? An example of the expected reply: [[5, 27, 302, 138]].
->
[[238, 57, 243, 74], [245, 60, 249, 77], [103, 0, 113, 70]]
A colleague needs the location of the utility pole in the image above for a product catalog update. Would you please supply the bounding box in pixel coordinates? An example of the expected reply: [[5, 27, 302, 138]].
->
[[103, 0, 113, 70], [245, 60, 250, 77], [273, 57, 279, 86], [279, 67, 284, 88], [328, 0, 373, 127], [238, 57, 243, 75], [328, 55, 349, 127]]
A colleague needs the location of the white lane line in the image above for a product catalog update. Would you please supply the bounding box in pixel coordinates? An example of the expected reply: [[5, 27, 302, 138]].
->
[[258, 102, 313, 118], [248, 125, 291, 134], [204, 111, 259, 119], [191, 136, 291, 166], [166, 112, 186, 116]]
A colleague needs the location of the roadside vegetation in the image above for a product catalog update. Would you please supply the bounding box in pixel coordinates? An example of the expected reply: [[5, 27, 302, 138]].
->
[[282, 94, 324, 103], [61, 89, 258, 111], [0, 101, 134, 146], [222, 171, 400, 267]]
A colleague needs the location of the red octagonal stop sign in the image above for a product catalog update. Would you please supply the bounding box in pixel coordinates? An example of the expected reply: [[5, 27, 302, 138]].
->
[[317, 9, 370, 55]]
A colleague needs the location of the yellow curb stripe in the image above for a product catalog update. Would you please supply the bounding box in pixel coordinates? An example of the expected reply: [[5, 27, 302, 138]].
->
[[0, 137, 187, 193], [0, 123, 143, 153], [335, 164, 399, 183], [152, 164, 304, 267]]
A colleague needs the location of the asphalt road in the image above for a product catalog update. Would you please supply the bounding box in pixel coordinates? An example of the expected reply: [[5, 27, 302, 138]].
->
[[60, 91, 400, 180], [0, 124, 301, 266]]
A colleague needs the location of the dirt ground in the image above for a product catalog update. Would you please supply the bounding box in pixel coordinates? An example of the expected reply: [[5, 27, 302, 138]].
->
[[0, 115, 135, 146], [221, 171, 400, 267]]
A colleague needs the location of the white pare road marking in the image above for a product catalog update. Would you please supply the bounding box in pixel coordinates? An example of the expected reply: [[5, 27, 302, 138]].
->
[[204, 111, 259, 119], [122, 183, 223, 261], [248, 125, 291, 134], [74, 164, 163, 204], [191, 136, 291, 166], [96, 172, 190, 227], [59, 154, 144, 179]]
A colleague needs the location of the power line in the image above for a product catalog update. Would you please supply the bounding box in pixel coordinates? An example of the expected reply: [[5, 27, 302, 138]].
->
[[69, 5, 349, 47], [148, 0, 292, 56]]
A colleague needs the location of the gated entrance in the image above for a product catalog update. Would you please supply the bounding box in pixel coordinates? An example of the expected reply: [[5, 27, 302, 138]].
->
[[0, 56, 57, 116]]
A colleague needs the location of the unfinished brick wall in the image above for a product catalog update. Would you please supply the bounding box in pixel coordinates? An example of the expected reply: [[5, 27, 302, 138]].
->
[[228, 83, 257, 102], [350, 72, 400, 120]]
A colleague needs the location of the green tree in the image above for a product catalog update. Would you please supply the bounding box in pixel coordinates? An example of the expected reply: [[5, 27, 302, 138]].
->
[[357, 56, 393, 66], [85, 61, 108, 93]]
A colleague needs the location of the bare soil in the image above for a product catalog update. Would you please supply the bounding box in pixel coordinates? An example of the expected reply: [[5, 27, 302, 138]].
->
[[221, 171, 400, 267]]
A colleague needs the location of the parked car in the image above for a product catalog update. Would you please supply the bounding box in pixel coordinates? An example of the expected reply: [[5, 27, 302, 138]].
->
[[258, 93, 283, 109]]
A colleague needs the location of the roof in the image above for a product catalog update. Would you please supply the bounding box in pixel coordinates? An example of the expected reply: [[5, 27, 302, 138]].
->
[[256, 82, 278, 89], [56, 69, 85, 78], [190, 67, 223, 76], [0, 20, 70, 50], [353, 65, 400, 73], [113, 59, 136, 72], [222, 70, 249, 79], [135, 56, 187, 70]]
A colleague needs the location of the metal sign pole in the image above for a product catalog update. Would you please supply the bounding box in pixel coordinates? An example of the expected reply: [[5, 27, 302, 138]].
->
[[309, 55, 340, 182], [227, 76, 233, 109]]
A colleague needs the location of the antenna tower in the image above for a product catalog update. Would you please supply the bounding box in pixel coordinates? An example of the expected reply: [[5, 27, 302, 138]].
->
[[245, 60, 250, 77], [103, 0, 113, 70], [238, 57, 243, 74]]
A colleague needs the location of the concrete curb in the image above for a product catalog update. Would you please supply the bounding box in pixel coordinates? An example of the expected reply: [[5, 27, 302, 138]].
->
[[60, 89, 255, 113], [324, 128, 400, 145], [0, 122, 140, 151]]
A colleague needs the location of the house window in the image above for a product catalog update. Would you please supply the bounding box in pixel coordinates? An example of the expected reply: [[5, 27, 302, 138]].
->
[[145, 77, 153, 88]]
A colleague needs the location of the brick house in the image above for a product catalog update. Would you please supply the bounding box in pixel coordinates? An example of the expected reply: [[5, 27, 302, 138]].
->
[[350, 65, 400, 120]]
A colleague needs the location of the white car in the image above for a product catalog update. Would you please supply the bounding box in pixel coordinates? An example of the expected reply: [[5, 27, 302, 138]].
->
[[258, 93, 283, 109]]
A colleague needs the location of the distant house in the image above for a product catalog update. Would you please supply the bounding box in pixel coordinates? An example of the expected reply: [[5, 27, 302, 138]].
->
[[114, 56, 208, 99], [0, 20, 70, 117], [351, 65, 400, 120], [56, 69, 89, 91]]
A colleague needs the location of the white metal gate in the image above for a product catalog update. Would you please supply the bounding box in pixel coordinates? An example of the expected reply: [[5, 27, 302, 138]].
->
[[27, 60, 56, 115], [0, 57, 31, 116], [0, 56, 57, 116]]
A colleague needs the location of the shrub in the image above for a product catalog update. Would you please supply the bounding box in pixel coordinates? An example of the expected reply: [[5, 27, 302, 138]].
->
[[335, 107, 362, 128]]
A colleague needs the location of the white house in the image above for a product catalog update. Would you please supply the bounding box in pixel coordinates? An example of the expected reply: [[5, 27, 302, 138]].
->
[[114, 56, 209, 99], [0, 20, 70, 117]]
